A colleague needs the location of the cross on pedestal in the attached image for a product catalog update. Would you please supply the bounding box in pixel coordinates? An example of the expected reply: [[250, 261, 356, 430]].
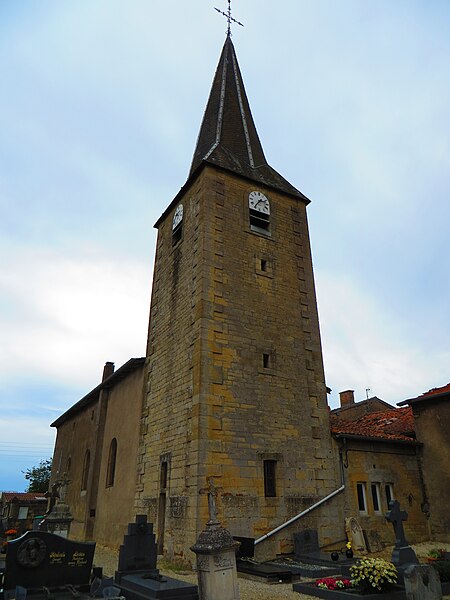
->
[[386, 500, 409, 547], [199, 477, 223, 525], [385, 499, 419, 567]]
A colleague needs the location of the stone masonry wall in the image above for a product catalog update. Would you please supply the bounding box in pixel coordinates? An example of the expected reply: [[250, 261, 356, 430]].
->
[[337, 438, 429, 549], [412, 399, 450, 542]]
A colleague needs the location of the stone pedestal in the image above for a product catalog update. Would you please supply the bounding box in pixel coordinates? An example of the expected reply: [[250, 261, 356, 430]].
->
[[38, 502, 73, 538], [191, 521, 240, 600], [404, 564, 442, 600]]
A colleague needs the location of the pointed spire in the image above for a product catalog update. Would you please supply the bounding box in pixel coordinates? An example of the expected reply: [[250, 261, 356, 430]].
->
[[189, 36, 309, 202]]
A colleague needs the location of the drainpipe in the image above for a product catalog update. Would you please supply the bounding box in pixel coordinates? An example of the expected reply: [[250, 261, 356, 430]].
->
[[255, 452, 346, 546]]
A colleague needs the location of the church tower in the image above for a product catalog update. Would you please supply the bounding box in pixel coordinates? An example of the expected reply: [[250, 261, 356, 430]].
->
[[136, 35, 340, 560]]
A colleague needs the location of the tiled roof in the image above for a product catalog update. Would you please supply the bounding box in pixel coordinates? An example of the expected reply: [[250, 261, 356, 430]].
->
[[1, 492, 47, 502], [420, 382, 450, 397], [331, 407, 415, 443], [398, 381, 450, 406]]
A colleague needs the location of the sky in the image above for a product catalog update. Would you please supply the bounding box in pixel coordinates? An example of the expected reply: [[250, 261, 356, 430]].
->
[[1, 0, 449, 491]]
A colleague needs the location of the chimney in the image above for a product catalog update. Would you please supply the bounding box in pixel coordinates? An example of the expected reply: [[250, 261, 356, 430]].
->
[[102, 361, 115, 382], [339, 390, 355, 408]]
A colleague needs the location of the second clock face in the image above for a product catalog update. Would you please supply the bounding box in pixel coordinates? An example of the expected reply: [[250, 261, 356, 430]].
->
[[249, 191, 270, 214], [172, 204, 183, 230]]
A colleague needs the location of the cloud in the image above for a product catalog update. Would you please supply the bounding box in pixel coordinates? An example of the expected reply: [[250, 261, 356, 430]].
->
[[317, 271, 450, 407], [0, 248, 150, 390]]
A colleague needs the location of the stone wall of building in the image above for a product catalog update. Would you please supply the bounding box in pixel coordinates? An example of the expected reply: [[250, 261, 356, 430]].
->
[[51, 363, 144, 544], [52, 401, 99, 541], [335, 438, 429, 549], [412, 398, 450, 542], [93, 367, 145, 547]]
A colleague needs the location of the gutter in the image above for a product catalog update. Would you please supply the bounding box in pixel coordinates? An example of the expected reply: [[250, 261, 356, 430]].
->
[[333, 433, 419, 446]]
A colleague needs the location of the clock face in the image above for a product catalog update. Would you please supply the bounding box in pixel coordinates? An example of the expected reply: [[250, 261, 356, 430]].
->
[[249, 191, 270, 214], [172, 204, 183, 230]]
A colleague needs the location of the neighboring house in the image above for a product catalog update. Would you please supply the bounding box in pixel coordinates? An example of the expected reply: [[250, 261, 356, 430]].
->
[[0, 492, 47, 535], [398, 383, 450, 542], [330, 391, 429, 550]]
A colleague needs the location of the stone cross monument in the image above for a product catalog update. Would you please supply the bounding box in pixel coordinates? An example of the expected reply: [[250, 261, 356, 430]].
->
[[385, 500, 419, 566], [191, 478, 240, 600]]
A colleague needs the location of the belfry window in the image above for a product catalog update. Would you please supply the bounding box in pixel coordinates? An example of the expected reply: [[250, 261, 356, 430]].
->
[[106, 438, 117, 488], [248, 191, 270, 235], [172, 203, 183, 245]]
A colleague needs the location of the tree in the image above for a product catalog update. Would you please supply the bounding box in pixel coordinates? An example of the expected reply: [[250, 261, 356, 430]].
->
[[23, 458, 52, 492]]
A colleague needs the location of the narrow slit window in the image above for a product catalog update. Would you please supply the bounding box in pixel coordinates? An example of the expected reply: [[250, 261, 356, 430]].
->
[[385, 483, 394, 509], [106, 438, 117, 488], [264, 460, 277, 497], [371, 483, 381, 513], [160, 461, 168, 490], [356, 482, 367, 513], [263, 353, 270, 369], [81, 450, 90, 491], [260, 259, 267, 272]]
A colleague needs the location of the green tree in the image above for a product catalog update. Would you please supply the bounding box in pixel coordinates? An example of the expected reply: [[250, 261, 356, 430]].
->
[[23, 458, 52, 492]]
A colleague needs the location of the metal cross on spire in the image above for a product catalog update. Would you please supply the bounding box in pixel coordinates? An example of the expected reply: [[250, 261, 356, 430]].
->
[[214, 0, 244, 36]]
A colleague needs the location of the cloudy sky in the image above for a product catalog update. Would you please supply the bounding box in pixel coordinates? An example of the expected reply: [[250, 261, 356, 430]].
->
[[1, 1, 449, 491]]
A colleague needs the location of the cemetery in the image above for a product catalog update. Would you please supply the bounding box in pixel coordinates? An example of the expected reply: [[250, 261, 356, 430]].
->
[[1, 485, 449, 600]]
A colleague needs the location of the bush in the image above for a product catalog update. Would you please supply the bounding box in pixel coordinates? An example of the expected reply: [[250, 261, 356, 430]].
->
[[350, 557, 397, 592]]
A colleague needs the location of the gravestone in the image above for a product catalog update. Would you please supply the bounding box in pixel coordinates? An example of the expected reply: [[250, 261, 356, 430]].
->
[[294, 529, 319, 558], [404, 564, 442, 600], [3, 530, 95, 594], [345, 517, 368, 554], [114, 515, 198, 600], [385, 500, 419, 567]]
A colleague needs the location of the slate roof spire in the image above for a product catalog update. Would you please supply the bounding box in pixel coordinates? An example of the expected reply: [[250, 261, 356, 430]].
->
[[189, 35, 309, 202]]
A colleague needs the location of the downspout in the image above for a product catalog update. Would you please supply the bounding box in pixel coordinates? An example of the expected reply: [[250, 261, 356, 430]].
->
[[255, 448, 346, 546]]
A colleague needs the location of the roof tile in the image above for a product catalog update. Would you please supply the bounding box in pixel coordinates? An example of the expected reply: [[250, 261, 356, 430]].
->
[[331, 407, 415, 442]]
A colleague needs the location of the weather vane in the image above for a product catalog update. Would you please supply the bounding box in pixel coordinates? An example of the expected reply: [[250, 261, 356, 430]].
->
[[214, 0, 244, 36]]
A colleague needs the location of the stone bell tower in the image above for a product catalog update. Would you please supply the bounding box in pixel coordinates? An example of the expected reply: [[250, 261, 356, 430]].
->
[[135, 34, 340, 560]]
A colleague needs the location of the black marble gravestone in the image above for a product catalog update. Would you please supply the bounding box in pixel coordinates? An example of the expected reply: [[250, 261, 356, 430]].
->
[[114, 515, 198, 600], [2, 530, 95, 595]]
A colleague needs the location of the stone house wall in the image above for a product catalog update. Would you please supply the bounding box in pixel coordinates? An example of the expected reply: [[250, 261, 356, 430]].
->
[[334, 437, 429, 549]]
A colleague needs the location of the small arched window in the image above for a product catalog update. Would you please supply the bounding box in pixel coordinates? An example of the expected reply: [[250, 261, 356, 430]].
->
[[106, 438, 117, 488], [81, 450, 90, 491]]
